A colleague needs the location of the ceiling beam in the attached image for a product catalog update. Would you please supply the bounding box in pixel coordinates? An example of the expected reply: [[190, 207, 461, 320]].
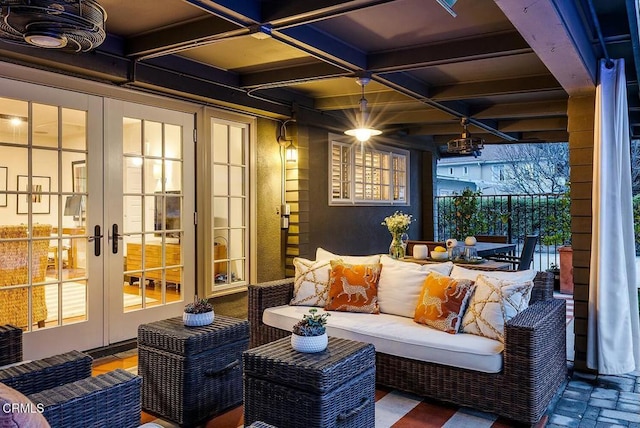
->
[[499, 117, 568, 132], [262, 0, 398, 28], [472, 99, 568, 119], [494, 0, 596, 95], [368, 31, 532, 73], [241, 62, 351, 89], [273, 25, 366, 71], [126, 17, 245, 59], [181, 0, 261, 26], [429, 75, 563, 101], [409, 117, 567, 136]]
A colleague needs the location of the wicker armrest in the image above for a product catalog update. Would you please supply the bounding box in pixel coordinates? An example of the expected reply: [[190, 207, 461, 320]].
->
[[0, 324, 23, 367], [248, 278, 294, 348], [503, 299, 567, 421], [30, 369, 142, 428], [0, 350, 92, 396]]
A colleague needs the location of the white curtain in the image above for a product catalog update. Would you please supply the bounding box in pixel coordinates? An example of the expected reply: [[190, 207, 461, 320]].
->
[[587, 58, 640, 374]]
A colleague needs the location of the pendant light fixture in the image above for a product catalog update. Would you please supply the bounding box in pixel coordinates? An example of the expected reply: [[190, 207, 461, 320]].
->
[[344, 76, 382, 142], [447, 117, 484, 157]]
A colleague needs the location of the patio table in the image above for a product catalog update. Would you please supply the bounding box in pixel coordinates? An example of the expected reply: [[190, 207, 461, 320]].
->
[[402, 257, 512, 271], [472, 241, 516, 257]]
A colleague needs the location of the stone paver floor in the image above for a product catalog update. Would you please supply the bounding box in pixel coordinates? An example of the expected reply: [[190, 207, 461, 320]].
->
[[547, 368, 640, 428]]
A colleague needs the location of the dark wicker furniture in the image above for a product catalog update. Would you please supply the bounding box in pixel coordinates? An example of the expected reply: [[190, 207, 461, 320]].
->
[[0, 326, 141, 428], [248, 271, 567, 426], [0, 324, 22, 367], [243, 336, 375, 428], [138, 315, 249, 427]]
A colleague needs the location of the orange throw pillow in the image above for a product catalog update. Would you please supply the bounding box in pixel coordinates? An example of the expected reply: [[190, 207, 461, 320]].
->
[[414, 271, 475, 334], [325, 260, 381, 314]]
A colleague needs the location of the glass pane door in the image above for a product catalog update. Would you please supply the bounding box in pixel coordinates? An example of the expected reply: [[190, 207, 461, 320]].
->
[[0, 79, 104, 359], [105, 100, 195, 343], [211, 119, 249, 294]]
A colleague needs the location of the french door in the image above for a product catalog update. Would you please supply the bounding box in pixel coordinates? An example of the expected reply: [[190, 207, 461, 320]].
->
[[0, 78, 195, 358], [0, 78, 104, 358], [104, 100, 195, 343]]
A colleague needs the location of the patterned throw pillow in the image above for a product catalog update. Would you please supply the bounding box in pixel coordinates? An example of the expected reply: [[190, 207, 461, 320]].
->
[[325, 260, 382, 314], [290, 257, 332, 307], [461, 274, 534, 342], [413, 272, 475, 334], [377, 255, 454, 318]]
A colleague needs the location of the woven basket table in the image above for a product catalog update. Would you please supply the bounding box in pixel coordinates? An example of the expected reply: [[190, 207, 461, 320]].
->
[[138, 315, 249, 427], [243, 336, 375, 428]]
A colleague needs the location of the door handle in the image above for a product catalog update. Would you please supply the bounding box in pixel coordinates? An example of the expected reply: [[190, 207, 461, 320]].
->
[[110, 223, 123, 254], [87, 225, 103, 256]]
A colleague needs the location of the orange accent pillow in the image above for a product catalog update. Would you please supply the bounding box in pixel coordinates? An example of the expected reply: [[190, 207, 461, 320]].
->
[[413, 272, 475, 334], [325, 260, 381, 314]]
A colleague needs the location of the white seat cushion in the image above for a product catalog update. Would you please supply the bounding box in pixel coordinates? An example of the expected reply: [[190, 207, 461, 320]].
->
[[263, 305, 504, 373]]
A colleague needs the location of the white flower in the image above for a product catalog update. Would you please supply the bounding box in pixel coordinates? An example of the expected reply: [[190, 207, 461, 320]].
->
[[382, 211, 413, 234]]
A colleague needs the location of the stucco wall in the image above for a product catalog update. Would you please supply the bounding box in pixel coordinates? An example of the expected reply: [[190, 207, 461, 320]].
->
[[306, 128, 425, 257], [255, 118, 286, 282]]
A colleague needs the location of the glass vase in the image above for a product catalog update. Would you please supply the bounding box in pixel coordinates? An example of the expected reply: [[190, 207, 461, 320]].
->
[[389, 232, 405, 259]]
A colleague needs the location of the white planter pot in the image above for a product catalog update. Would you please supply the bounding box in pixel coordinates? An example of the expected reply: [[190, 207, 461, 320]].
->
[[183, 310, 214, 327], [291, 332, 328, 353]]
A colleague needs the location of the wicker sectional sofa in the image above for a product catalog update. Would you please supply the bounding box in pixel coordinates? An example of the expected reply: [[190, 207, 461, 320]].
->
[[248, 271, 567, 426]]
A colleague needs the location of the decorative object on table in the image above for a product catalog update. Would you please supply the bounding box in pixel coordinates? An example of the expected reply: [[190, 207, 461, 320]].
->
[[413, 244, 428, 259], [382, 211, 413, 259], [430, 245, 449, 261], [464, 236, 477, 246], [446, 238, 460, 259], [463, 246, 478, 261], [291, 308, 330, 353], [183, 296, 214, 326]]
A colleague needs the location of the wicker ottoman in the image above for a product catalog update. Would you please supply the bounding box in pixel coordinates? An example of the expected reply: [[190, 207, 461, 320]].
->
[[137, 315, 249, 427], [243, 336, 375, 428]]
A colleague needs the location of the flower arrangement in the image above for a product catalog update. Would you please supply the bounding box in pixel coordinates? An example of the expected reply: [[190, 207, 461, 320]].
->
[[382, 211, 413, 258], [184, 296, 213, 314], [381, 211, 413, 234], [292, 308, 330, 337]]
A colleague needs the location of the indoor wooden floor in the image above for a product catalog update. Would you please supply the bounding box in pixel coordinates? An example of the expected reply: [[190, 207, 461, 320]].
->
[[37, 265, 182, 328]]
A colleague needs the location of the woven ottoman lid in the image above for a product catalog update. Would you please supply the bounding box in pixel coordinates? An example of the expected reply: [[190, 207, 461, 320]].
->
[[138, 315, 248, 356], [243, 336, 375, 394]]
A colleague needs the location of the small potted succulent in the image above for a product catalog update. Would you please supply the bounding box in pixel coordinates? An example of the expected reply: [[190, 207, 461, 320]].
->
[[183, 295, 214, 327], [291, 308, 330, 353]]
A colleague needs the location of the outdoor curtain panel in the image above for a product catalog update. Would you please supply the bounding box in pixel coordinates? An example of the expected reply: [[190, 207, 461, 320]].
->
[[588, 58, 640, 374]]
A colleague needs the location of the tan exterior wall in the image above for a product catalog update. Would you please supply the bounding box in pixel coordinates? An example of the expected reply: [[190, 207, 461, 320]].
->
[[568, 94, 595, 371], [256, 118, 286, 282]]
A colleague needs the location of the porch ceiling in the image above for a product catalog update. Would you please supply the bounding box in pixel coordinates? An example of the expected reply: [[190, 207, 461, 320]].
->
[[0, 0, 637, 154]]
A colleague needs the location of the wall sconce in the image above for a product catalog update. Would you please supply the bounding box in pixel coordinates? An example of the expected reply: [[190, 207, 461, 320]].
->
[[285, 141, 297, 163]]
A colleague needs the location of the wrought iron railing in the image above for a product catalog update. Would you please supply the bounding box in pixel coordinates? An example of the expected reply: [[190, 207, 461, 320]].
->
[[434, 193, 569, 271]]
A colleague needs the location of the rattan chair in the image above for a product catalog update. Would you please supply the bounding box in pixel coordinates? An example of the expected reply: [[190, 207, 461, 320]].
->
[[0, 224, 51, 328], [0, 324, 142, 428]]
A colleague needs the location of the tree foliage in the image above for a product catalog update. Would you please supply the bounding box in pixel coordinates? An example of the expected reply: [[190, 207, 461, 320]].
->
[[494, 143, 569, 194]]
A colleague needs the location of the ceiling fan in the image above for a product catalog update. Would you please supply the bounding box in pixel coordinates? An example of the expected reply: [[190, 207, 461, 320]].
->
[[0, 0, 107, 52], [447, 118, 485, 157]]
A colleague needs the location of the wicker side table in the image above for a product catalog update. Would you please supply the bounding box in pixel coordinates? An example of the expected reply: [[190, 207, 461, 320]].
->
[[243, 336, 375, 428], [138, 315, 249, 427]]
